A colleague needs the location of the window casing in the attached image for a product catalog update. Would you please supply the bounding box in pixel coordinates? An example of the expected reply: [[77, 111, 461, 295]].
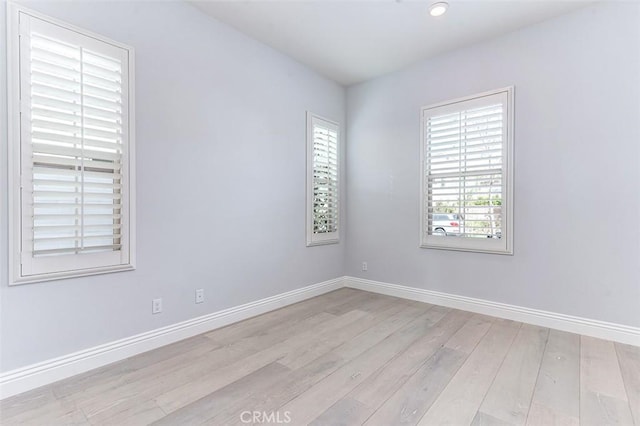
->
[[420, 87, 514, 254], [306, 112, 340, 246], [8, 4, 135, 284]]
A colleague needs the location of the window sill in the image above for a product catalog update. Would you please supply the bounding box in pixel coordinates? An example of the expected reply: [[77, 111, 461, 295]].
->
[[420, 243, 513, 255], [10, 264, 135, 286], [306, 239, 340, 247]]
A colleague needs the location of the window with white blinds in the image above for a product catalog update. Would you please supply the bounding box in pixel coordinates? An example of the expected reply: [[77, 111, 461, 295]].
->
[[306, 113, 340, 246], [8, 5, 135, 284], [420, 88, 514, 254]]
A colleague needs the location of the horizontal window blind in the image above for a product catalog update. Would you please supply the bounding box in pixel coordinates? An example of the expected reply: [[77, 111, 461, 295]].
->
[[425, 103, 504, 239], [29, 32, 124, 256]]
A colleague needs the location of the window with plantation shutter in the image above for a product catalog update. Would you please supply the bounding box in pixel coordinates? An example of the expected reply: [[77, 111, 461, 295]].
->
[[8, 5, 135, 284], [420, 88, 514, 254], [306, 112, 340, 246]]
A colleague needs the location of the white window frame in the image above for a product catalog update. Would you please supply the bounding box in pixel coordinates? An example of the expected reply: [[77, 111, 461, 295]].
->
[[420, 87, 514, 255], [306, 112, 340, 246], [7, 3, 136, 284]]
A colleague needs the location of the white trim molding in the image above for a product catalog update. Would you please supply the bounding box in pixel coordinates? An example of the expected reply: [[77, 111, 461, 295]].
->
[[7, 3, 136, 285], [344, 276, 640, 347], [0, 277, 343, 400], [2, 275, 638, 400], [420, 86, 514, 255], [306, 111, 341, 247]]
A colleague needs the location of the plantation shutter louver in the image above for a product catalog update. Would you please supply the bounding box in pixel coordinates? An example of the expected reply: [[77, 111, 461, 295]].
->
[[11, 9, 134, 281], [421, 89, 513, 254], [307, 113, 340, 245]]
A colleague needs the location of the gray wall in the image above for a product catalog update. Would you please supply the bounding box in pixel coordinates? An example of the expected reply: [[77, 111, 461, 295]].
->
[[0, 0, 346, 372], [2, 0, 638, 375], [345, 2, 640, 327]]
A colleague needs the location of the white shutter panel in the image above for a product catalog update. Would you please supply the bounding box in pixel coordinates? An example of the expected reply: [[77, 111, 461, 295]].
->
[[421, 88, 513, 254], [16, 11, 132, 278], [426, 103, 504, 238], [307, 113, 340, 245]]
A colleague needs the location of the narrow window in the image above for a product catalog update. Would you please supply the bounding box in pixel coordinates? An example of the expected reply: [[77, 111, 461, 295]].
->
[[421, 87, 514, 254], [306, 112, 340, 246], [8, 5, 135, 283]]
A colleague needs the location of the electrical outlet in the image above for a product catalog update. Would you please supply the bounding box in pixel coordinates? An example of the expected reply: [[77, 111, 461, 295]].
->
[[152, 298, 162, 314], [362, 261, 368, 271], [195, 289, 204, 304]]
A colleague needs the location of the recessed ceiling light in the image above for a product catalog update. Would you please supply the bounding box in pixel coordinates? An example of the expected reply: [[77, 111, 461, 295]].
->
[[429, 2, 449, 17]]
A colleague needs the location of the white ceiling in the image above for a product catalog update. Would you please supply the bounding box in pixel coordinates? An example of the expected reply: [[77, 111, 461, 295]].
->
[[192, 0, 592, 86]]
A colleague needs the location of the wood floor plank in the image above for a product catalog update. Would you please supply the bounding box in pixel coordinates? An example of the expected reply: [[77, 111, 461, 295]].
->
[[324, 292, 381, 315], [206, 312, 337, 360], [354, 312, 490, 425], [349, 309, 475, 418], [278, 297, 405, 369], [332, 303, 431, 361], [151, 362, 291, 425], [70, 312, 334, 419], [0, 386, 57, 421], [179, 300, 413, 425], [2, 290, 639, 426], [363, 347, 468, 425], [444, 314, 494, 354], [76, 343, 243, 417], [1, 396, 88, 426], [52, 335, 219, 400], [86, 399, 165, 425], [580, 390, 635, 426], [475, 324, 549, 425], [213, 302, 429, 425], [154, 309, 373, 413], [204, 288, 363, 343], [417, 320, 521, 426], [277, 306, 457, 425], [616, 342, 640, 424], [525, 330, 580, 426], [581, 336, 629, 400], [71, 310, 335, 421], [471, 411, 513, 426], [526, 402, 579, 426], [310, 397, 371, 426], [580, 335, 634, 425], [215, 353, 348, 425], [118, 335, 218, 373], [53, 333, 225, 409]]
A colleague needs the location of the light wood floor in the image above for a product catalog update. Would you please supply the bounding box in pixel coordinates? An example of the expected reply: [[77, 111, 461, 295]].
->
[[1, 288, 638, 425]]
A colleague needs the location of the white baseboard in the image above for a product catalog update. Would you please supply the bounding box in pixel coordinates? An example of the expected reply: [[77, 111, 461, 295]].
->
[[0, 277, 343, 400], [3, 275, 638, 400], [344, 276, 640, 347]]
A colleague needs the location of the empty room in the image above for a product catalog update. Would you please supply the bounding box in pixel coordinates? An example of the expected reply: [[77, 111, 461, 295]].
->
[[0, 0, 639, 424]]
